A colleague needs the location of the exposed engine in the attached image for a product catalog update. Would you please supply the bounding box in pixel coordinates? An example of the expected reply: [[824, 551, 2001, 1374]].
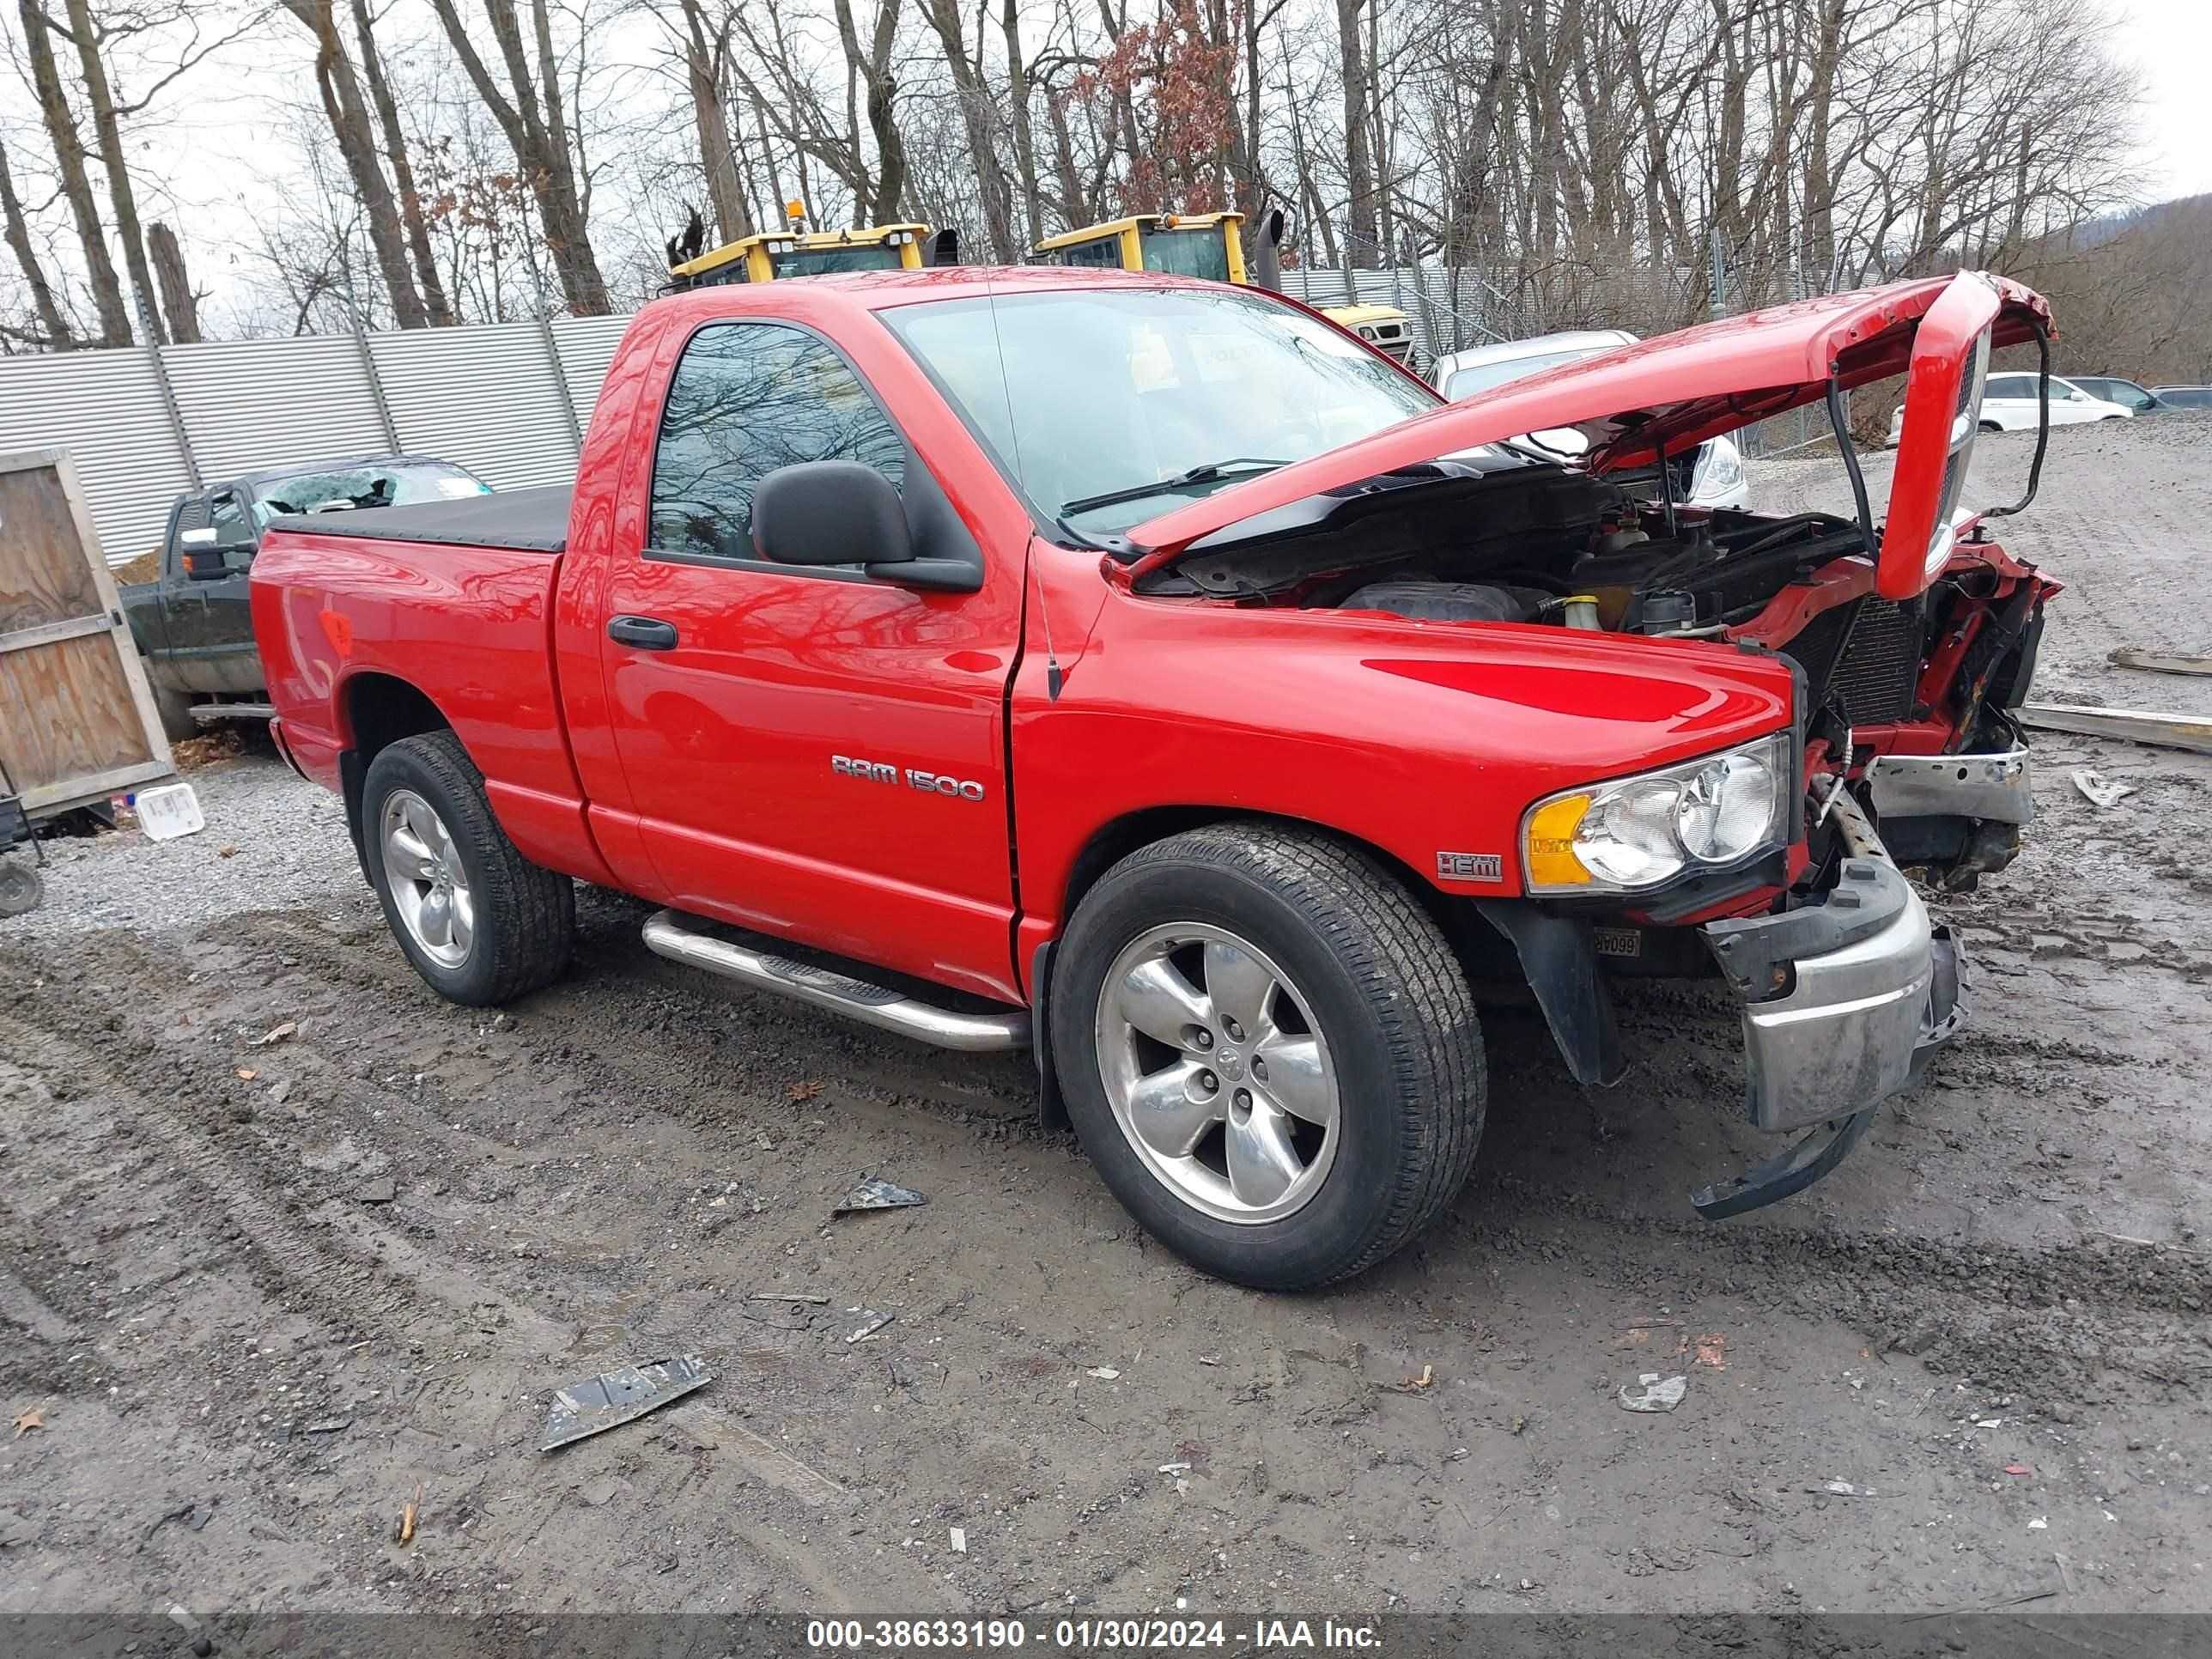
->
[[1137, 450, 1962, 744]]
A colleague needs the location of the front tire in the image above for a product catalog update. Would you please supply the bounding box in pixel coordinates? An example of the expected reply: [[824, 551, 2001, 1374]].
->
[[151, 679, 195, 744], [1049, 823, 1485, 1290], [361, 731, 574, 1006]]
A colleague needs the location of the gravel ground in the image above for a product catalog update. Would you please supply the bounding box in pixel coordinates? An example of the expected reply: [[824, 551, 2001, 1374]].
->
[[3, 415, 2210, 1644]]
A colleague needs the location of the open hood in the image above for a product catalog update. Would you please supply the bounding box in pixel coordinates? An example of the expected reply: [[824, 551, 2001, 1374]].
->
[[1124, 271, 2051, 600]]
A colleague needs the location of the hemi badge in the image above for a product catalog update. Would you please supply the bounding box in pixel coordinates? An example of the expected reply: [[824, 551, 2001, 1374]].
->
[[1436, 851, 1503, 883]]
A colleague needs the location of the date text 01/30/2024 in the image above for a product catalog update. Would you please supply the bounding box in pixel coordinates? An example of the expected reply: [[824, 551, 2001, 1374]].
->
[[805, 1617, 1382, 1650]]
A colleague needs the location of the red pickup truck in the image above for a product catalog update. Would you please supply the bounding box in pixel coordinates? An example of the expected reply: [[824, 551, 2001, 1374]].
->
[[252, 266, 2057, 1290]]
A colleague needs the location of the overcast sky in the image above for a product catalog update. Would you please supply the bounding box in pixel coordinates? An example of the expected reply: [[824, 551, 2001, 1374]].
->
[[2116, 0, 2212, 200]]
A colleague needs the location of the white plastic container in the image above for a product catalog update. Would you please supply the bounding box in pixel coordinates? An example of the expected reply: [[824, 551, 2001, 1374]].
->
[[134, 781, 204, 842]]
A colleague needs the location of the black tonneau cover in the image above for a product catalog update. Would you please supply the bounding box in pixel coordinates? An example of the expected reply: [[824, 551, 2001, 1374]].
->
[[266, 483, 573, 554]]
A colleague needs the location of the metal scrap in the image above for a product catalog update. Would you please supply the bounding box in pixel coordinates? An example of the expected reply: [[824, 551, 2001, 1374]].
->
[[846, 1308, 895, 1343], [2020, 702, 2212, 757], [2071, 769, 2135, 808], [540, 1354, 714, 1451], [1618, 1373, 1686, 1413], [834, 1176, 927, 1215]]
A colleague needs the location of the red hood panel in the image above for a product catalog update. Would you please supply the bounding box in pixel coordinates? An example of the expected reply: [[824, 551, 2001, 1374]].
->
[[1125, 272, 2051, 574]]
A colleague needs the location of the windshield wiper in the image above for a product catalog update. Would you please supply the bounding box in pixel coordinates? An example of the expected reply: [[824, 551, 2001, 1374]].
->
[[1059, 458, 1289, 518]]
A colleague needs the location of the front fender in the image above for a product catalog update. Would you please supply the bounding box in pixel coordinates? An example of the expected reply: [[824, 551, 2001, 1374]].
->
[[1010, 588, 1796, 935]]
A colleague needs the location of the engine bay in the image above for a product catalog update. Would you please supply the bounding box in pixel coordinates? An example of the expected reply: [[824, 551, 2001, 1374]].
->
[[1136, 451, 1870, 642]]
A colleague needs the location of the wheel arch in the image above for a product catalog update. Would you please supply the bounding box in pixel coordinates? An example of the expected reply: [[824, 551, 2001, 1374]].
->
[[336, 671, 459, 866]]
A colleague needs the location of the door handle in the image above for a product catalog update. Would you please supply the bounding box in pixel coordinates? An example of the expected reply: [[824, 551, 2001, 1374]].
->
[[608, 615, 679, 650]]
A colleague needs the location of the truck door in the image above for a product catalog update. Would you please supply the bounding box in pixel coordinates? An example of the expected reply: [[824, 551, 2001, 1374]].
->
[[164, 488, 261, 695], [596, 318, 1025, 1002]]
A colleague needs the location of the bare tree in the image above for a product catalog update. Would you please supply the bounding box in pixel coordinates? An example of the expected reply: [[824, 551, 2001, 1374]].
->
[[427, 0, 611, 312], [352, 0, 456, 324], [14, 0, 129, 342], [0, 131, 75, 346]]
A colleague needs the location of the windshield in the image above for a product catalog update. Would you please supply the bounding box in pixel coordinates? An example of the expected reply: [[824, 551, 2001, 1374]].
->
[[883, 286, 1435, 533], [774, 244, 903, 278], [249, 461, 487, 524], [1442, 347, 1595, 401], [1139, 228, 1231, 283]]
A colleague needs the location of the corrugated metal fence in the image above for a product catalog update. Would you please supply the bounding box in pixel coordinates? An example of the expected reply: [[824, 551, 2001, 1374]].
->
[[0, 313, 633, 566]]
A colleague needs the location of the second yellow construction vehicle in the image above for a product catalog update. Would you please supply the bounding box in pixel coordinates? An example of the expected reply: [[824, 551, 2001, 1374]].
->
[[1032, 211, 1418, 368]]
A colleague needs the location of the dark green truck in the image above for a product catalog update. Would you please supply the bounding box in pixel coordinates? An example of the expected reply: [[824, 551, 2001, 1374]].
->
[[121, 455, 489, 738]]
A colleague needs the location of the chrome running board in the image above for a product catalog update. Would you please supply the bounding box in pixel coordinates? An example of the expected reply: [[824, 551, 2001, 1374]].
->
[[641, 908, 1030, 1054]]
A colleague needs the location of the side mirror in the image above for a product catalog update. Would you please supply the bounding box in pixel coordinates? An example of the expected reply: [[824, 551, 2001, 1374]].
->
[[751, 459, 912, 569], [179, 525, 253, 580]]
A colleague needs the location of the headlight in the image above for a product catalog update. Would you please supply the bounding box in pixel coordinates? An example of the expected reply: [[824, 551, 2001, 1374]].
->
[[1521, 733, 1791, 895], [1695, 444, 1744, 495]]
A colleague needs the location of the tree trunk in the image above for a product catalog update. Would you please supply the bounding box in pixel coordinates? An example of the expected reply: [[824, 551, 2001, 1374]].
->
[[352, 0, 455, 325], [832, 0, 907, 225], [281, 0, 428, 328], [920, 0, 1014, 260], [18, 0, 129, 343], [62, 0, 165, 342], [1000, 0, 1043, 246], [0, 134, 76, 348], [426, 0, 611, 313], [677, 0, 752, 241], [146, 222, 200, 344], [1335, 0, 1377, 264]]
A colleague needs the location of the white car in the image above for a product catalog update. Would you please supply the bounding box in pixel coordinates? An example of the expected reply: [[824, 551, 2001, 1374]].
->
[[1431, 329, 1749, 509], [1887, 371, 2132, 445]]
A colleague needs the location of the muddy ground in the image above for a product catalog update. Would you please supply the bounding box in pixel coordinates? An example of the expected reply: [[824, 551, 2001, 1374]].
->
[[3, 416, 2209, 1638]]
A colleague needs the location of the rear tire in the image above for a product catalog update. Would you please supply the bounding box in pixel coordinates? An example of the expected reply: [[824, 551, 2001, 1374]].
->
[[152, 680, 195, 744], [361, 731, 574, 1006], [1979, 420, 2002, 434], [1049, 823, 1485, 1290]]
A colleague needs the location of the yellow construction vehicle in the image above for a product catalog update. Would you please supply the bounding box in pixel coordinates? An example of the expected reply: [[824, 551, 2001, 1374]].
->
[[1031, 210, 1418, 368], [666, 201, 957, 289]]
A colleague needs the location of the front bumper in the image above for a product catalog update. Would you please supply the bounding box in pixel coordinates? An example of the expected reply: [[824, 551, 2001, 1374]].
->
[[1691, 794, 1960, 1216]]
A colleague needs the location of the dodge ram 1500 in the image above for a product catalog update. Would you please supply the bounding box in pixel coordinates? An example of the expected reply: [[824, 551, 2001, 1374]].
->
[[252, 266, 2057, 1290]]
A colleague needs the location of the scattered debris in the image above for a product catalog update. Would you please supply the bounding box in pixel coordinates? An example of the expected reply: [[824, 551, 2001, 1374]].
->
[[2108, 647, 2212, 678], [218, 843, 240, 858], [234, 1066, 258, 1081], [253, 1020, 298, 1047], [357, 1176, 397, 1204], [2071, 769, 2135, 809], [834, 1176, 926, 1215], [2020, 702, 2212, 757], [12, 1407, 42, 1438], [846, 1309, 894, 1344], [1620, 1318, 1681, 1331], [1810, 1480, 1878, 1497], [540, 1355, 714, 1450], [2055, 1552, 2077, 1593], [1158, 1461, 1192, 1474], [750, 1291, 830, 1305], [1974, 1417, 2002, 1429], [1446, 1447, 1469, 1461], [304, 1417, 352, 1435], [2005, 1463, 2033, 1476], [2028, 1516, 2049, 1531], [1195, 1354, 1220, 1366], [1618, 1373, 1686, 1413], [1379, 1364, 1435, 1393], [398, 1482, 422, 1545], [1085, 1366, 1121, 1380], [787, 1079, 823, 1102], [950, 1527, 967, 1553], [1692, 1334, 1728, 1370]]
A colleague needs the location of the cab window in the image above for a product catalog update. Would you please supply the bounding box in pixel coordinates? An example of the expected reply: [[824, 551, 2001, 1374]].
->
[[210, 492, 255, 571], [650, 322, 906, 562]]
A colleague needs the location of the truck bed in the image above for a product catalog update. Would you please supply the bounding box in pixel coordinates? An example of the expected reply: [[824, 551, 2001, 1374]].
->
[[264, 484, 573, 554]]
